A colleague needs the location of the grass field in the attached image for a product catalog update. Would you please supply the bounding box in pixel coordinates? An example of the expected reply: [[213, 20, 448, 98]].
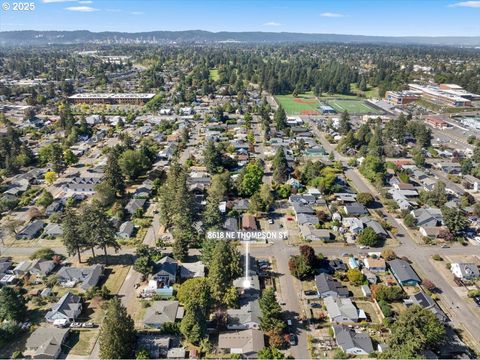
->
[[275, 93, 320, 115], [209, 69, 219, 81], [326, 99, 380, 114]]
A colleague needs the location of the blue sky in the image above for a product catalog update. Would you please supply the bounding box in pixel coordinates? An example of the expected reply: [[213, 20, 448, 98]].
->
[[1, 0, 480, 36]]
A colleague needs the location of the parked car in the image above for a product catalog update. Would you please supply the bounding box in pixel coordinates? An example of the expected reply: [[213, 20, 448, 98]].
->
[[309, 303, 321, 308], [304, 290, 316, 296], [288, 333, 297, 346], [82, 322, 95, 328], [268, 219, 274, 224], [474, 296, 480, 307]]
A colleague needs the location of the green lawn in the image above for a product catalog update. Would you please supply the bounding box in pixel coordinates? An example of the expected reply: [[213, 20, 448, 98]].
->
[[275, 93, 320, 115], [326, 99, 381, 114], [209, 69, 219, 81], [350, 83, 380, 99]]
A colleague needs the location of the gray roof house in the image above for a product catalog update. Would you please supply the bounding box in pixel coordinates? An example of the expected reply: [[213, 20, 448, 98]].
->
[[405, 291, 447, 322], [297, 213, 320, 226], [315, 273, 349, 298], [16, 220, 45, 240], [388, 259, 421, 286], [143, 301, 184, 329], [299, 225, 332, 242], [180, 261, 205, 279], [56, 264, 104, 290], [118, 221, 135, 238], [25, 327, 69, 359], [224, 217, 239, 232], [227, 300, 261, 330], [13, 260, 33, 276], [343, 203, 368, 216], [125, 198, 146, 215], [324, 296, 360, 323], [360, 218, 388, 238], [411, 208, 443, 228], [218, 329, 265, 359], [153, 256, 178, 286], [29, 259, 55, 277], [43, 223, 63, 238], [333, 325, 374, 356], [451, 263, 479, 280], [45, 292, 82, 323]]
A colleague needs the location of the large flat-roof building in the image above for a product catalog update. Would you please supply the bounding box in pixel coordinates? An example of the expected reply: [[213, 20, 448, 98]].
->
[[408, 83, 479, 107], [68, 93, 155, 105], [385, 90, 420, 105]]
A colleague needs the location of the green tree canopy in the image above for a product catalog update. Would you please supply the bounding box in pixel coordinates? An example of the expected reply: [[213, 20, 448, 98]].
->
[[99, 298, 136, 359]]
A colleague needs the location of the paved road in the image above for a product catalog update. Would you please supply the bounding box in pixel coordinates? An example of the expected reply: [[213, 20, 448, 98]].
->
[[249, 215, 310, 359]]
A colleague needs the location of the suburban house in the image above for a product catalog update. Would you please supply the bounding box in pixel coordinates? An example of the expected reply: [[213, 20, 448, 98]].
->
[[29, 259, 56, 277], [241, 214, 257, 231], [16, 220, 45, 240], [218, 329, 265, 359], [315, 273, 349, 298], [179, 261, 205, 279], [117, 221, 135, 238], [325, 296, 364, 323], [360, 218, 388, 238], [463, 175, 480, 192], [143, 301, 184, 329], [333, 325, 374, 356], [363, 257, 386, 272], [405, 291, 447, 322], [25, 327, 70, 359], [125, 198, 146, 215], [299, 225, 332, 242], [388, 259, 421, 286], [435, 162, 461, 174], [45, 292, 82, 323], [56, 264, 104, 290], [152, 256, 178, 286], [450, 263, 479, 280], [227, 300, 261, 330], [411, 207, 443, 228], [343, 203, 368, 216]]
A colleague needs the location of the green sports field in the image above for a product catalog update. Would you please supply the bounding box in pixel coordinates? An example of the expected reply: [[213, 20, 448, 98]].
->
[[326, 99, 381, 114], [274, 94, 320, 115], [209, 69, 219, 81]]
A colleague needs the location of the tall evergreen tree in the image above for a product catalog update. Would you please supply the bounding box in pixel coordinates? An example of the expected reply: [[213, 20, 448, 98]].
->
[[273, 148, 289, 183], [274, 106, 287, 130], [0, 287, 27, 322], [103, 149, 125, 197], [338, 111, 351, 135], [62, 207, 83, 263], [207, 240, 241, 306], [99, 298, 136, 360], [80, 202, 119, 265]]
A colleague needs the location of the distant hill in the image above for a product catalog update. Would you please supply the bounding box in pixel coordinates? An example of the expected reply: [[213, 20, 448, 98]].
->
[[1, 30, 480, 46]]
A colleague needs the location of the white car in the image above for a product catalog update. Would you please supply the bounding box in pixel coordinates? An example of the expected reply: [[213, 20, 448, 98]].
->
[[268, 219, 274, 224]]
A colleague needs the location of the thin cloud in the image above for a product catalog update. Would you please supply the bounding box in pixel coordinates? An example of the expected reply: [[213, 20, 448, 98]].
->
[[78, 0, 93, 4], [264, 22, 281, 27], [65, 5, 98, 12], [320, 12, 344, 17], [449, 1, 480, 7]]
